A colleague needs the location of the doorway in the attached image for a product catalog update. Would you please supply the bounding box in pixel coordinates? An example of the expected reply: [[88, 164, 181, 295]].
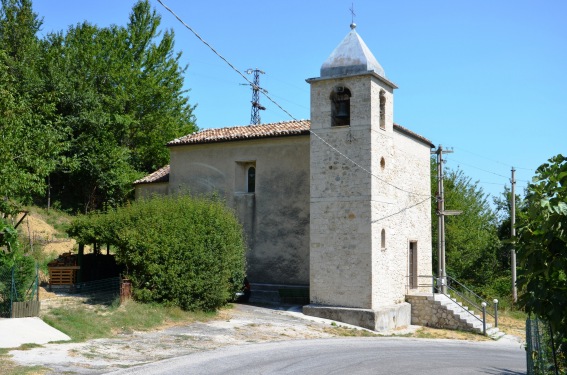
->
[[409, 241, 418, 289]]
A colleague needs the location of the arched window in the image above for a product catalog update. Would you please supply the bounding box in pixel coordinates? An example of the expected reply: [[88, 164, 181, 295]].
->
[[379, 90, 386, 130], [381, 229, 386, 250], [247, 166, 256, 193], [330, 87, 351, 127]]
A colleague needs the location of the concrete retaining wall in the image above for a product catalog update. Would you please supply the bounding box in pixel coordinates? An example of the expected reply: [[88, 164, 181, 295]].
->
[[303, 302, 411, 332]]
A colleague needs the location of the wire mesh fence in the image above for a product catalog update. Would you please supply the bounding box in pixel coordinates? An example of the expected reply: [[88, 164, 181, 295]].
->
[[526, 316, 565, 375], [0, 262, 39, 318], [48, 276, 121, 304], [0, 265, 11, 317], [71, 276, 121, 304]]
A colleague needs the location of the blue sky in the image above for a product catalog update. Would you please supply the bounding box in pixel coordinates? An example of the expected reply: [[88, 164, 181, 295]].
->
[[33, 0, 566, 203]]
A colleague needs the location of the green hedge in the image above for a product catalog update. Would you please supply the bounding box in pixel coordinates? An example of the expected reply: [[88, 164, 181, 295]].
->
[[68, 195, 247, 311]]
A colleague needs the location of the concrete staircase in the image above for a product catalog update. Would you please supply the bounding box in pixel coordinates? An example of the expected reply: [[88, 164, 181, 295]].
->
[[432, 294, 505, 340]]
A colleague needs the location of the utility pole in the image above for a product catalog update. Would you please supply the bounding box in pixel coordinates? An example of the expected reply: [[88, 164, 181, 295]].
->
[[245, 68, 266, 125], [432, 145, 455, 294], [511, 167, 517, 303]]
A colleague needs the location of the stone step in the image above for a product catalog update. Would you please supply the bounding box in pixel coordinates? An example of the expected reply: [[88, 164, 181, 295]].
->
[[431, 293, 500, 335], [487, 328, 506, 340], [415, 293, 506, 337]]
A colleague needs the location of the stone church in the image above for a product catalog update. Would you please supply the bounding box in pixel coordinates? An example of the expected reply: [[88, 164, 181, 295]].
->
[[135, 24, 433, 331]]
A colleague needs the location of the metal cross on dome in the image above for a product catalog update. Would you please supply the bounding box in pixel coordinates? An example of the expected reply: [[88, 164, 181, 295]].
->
[[350, 3, 356, 25]]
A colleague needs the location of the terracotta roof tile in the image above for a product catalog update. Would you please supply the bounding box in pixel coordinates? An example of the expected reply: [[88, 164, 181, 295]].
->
[[133, 165, 170, 185], [168, 119, 432, 148], [137, 121, 433, 186], [167, 120, 311, 146]]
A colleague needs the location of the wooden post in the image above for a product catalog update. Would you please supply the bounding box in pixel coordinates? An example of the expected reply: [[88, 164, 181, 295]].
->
[[120, 278, 132, 304], [77, 243, 84, 283]]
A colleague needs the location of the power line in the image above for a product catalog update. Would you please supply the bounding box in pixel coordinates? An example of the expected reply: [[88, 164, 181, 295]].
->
[[371, 197, 432, 223], [157, 0, 432, 199], [448, 157, 510, 179], [157, 0, 298, 122], [476, 181, 509, 186], [455, 146, 534, 171], [448, 158, 532, 184]]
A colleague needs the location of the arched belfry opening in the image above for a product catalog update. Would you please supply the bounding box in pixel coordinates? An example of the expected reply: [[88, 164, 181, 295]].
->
[[330, 87, 351, 127]]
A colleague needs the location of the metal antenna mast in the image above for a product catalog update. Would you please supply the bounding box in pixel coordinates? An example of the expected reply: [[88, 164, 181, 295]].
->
[[245, 68, 266, 125]]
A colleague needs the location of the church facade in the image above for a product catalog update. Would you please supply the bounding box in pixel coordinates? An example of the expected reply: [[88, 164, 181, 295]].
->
[[135, 24, 433, 330]]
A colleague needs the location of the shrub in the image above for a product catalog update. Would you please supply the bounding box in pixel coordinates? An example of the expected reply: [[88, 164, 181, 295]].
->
[[68, 194, 247, 311], [0, 219, 37, 316]]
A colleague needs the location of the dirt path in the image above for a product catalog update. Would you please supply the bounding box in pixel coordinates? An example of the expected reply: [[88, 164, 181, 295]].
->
[[8, 304, 377, 374]]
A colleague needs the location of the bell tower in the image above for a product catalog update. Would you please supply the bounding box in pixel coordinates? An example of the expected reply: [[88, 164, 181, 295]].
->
[[304, 23, 412, 331]]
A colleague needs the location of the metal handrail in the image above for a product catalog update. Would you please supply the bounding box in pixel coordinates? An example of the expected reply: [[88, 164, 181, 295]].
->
[[405, 275, 437, 294], [446, 275, 495, 319], [433, 276, 483, 324], [444, 284, 483, 324], [429, 275, 499, 333]]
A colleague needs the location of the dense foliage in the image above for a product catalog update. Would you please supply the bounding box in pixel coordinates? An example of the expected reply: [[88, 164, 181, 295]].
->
[[431, 161, 509, 302], [0, 0, 197, 214], [516, 154, 567, 362], [68, 195, 247, 311], [0, 0, 62, 205], [0, 218, 37, 316]]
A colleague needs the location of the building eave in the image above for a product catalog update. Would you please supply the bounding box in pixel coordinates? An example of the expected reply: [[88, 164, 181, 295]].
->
[[306, 71, 398, 90]]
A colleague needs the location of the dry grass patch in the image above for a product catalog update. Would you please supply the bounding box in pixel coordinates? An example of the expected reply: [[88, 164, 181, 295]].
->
[[497, 310, 526, 342], [0, 350, 50, 375], [324, 325, 380, 337], [413, 326, 490, 341]]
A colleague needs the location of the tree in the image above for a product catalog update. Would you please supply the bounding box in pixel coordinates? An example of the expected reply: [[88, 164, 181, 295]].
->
[[68, 195, 247, 311], [43, 0, 197, 212], [0, 0, 62, 211], [0, 217, 36, 317], [431, 161, 502, 290], [516, 154, 567, 357]]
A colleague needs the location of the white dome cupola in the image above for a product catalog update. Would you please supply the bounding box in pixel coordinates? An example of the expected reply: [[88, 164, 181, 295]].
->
[[320, 24, 386, 79]]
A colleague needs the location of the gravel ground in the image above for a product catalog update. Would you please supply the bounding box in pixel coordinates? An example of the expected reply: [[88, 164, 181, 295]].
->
[[7, 304, 380, 374], [7, 303, 523, 375]]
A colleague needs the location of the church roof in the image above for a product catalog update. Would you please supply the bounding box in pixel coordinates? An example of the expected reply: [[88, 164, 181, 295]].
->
[[320, 24, 385, 79], [133, 164, 170, 185], [167, 119, 432, 147], [393, 124, 435, 148], [137, 121, 433, 185], [167, 120, 310, 146]]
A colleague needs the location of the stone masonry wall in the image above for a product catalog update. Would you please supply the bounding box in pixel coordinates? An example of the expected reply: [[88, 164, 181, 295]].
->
[[309, 73, 432, 311], [169, 136, 311, 285], [310, 75, 386, 309], [406, 294, 476, 331]]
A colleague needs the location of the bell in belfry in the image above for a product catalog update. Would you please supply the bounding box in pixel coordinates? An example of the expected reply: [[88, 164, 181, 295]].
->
[[335, 101, 349, 118]]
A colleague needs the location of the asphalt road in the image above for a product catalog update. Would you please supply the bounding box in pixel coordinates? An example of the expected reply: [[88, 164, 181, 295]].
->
[[107, 337, 526, 375]]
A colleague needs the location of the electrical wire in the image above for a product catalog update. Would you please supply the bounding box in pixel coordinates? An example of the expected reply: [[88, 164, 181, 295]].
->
[[447, 157, 509, 179], [157, 0, 433, 199], [455, 147, 534, 171], [371, 197, 432, 223]]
